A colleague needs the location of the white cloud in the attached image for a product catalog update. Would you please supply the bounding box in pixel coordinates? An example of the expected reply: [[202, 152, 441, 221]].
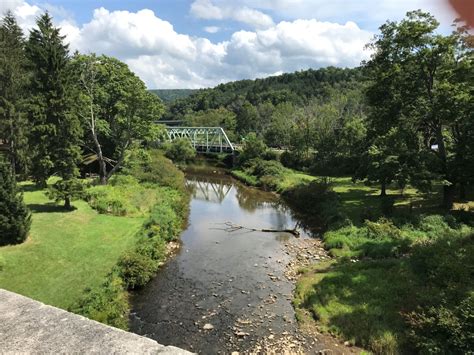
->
[[5, 1, 373, 89], [0, 0, 23, 15], [196, 0, 457, 31], [204, 26, 220, 33], [190, 0, 274, 29]]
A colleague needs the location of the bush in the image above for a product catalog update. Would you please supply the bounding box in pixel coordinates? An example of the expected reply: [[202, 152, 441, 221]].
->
[[0, 161, 31, 246], [244, 158, 286, 178], [117, 251, 158, 290], [162, 138, 196, 163], [86, 182, 160, 217], [127, 149, 187, 193], [70, 274, 129, 330]]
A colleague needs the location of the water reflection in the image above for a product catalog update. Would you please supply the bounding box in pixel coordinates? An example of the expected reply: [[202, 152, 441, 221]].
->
[[185, 171, 310, 237]]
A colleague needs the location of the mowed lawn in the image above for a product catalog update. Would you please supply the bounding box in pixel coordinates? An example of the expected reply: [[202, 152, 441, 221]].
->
[[0, 183, 144, 309]]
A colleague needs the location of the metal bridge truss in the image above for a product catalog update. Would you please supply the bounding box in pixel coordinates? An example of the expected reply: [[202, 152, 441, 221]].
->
[[166, 127, 235, 153]]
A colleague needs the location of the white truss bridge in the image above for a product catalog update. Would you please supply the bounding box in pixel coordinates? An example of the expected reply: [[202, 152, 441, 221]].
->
[[165, 127, 235, 153]]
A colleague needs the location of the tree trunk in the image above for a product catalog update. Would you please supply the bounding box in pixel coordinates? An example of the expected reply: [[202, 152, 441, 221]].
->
[[64, 196, 71, 209], [380, 181, 387, 197], [442, 184, 455, 210], [89, 101, 108, 185]]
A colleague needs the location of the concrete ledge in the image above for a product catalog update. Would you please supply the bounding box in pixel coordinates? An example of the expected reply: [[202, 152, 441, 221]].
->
[[0, 289, 191, 354]]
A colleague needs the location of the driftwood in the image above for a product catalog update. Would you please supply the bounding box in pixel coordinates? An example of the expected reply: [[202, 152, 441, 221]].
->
[[214, 222, 300, 237]]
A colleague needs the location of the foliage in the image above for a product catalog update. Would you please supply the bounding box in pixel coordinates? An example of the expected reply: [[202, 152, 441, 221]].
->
[[125, 149, 187, 194], [47, 178, 85, 209], [69, 274, 129, 330], [117, 250, 159, 290], [0, 161, 31, 246], [283, 178, 346, 228], [363, 10, 473, 207], [238, 133, 268, 165], [150, 89, 197, 103], [162, 138, 196, 163], [86, 175, 162, 217], [184, 107, 237, 140], [70, 54, 165, 184]]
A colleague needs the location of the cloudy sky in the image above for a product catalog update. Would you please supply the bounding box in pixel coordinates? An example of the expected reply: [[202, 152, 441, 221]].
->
[[1, 0, 459, 89]]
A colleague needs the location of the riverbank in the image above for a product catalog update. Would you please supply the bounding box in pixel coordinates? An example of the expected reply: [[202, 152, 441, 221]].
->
[[231, 163, 474, 353], [0, 150, 189, 330]]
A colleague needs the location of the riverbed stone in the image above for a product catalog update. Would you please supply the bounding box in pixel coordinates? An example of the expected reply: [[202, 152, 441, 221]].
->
[[0, 289, 192, 354]]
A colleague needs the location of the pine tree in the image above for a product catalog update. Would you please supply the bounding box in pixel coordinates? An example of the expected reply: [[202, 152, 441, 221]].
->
[[0, 160, 31, 246], [0, 12, 30, 177], [26, 12, 82, 187]]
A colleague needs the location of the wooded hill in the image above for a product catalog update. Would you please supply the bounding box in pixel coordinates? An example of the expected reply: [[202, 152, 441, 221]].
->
[[163, 66, 366, 120], [149, 89, 197, 103]]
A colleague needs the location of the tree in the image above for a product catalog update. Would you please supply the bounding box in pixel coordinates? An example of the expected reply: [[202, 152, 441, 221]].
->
[[184, 107, 237, 140], [264, 102, 294, 148], [0, 160, 31, 246], [0, 12, 30, 177], [47, 178, 84, 209], [239, 132, 267, 164], [236, 101, 259, 135], [72, 54, 164, 184], [26, 12, 82, 187], [162, 138, 196, 163], [364, 11, 472, 208]]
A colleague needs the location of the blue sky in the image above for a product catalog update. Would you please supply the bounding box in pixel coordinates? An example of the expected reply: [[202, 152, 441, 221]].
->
[[2, 0, 460, 89]]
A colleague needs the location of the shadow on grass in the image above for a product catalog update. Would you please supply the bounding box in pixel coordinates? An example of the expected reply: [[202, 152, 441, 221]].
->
[[27, 203, 76, 213], [302, 258, 414, 352], [20, 184, 44, 193]]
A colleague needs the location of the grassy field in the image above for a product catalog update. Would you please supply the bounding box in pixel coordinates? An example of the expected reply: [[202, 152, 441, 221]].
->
[[0, 182, 144, 309]]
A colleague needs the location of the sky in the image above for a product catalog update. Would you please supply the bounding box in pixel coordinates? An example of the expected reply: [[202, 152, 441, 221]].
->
[[0, 0, 461, 89]]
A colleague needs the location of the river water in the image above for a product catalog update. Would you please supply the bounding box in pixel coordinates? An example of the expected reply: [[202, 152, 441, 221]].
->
[[130, 170, 314, 353]]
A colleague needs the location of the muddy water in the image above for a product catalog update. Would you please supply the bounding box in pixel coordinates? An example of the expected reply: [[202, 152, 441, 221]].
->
[[130, 170, 313, 354]]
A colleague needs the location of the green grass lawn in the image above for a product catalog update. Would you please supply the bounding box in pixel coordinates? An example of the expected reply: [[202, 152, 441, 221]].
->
[[0, 182, 144, 309]]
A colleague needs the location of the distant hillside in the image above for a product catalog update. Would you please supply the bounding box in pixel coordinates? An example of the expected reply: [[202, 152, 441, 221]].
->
[[165, 66, 366, 119], [150, 89, 197, 103]]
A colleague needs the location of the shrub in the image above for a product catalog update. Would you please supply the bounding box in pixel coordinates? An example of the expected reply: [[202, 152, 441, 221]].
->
[[244, 158, 286, 178], [127, 149, 187, 193], [365, 218, 402, 240], [162, 138, 196, 163], [109, 174, 139, 187], [85, 180, 162, 217], [0, 161, 31, 246], [117, 251, 158, 290], [70, 274, 129, 330]]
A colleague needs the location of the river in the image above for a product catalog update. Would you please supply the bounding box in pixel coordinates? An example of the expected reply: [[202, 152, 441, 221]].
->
[[130, 170, 321, 353]]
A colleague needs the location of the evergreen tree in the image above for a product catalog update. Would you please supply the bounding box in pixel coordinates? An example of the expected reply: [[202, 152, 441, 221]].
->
[[0, 12, 30, 177], [26, 12, 82, 187], [0, 160, 31, 246]]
